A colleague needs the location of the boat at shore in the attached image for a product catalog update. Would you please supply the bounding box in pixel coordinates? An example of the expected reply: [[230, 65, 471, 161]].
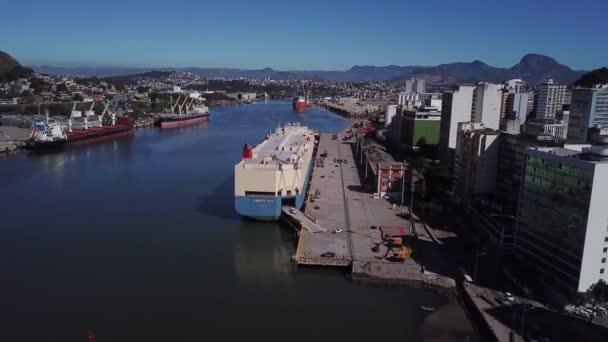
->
[[234, 123, 317, 220], [159, 95, 209, 129], [28, 102, 133, 150]]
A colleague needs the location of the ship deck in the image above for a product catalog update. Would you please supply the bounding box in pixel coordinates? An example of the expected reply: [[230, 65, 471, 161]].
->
[[243, 126, 312, 166]]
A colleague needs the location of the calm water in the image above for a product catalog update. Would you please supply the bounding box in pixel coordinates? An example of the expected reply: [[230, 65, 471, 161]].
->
[[0, 102, 450, 342]]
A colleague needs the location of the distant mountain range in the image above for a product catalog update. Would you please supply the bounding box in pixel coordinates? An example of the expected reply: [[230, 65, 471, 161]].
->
[[392, 54, 587, 85], [0, 51, 597, 85]]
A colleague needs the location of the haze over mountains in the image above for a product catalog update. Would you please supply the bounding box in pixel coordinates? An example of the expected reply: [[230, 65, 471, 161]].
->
[[2, 51, 591, 85]]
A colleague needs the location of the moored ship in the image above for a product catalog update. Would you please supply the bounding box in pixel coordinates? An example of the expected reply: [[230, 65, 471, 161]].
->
[[29, 115, 68, 149], [159, 95, 209, 129], [234, 123, 317, 220], [28, 102, 133, 150], [292, 96, 308, 110]]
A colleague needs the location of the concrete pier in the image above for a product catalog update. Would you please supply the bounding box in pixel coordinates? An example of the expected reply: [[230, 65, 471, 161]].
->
[[289, 125, 456, 290]]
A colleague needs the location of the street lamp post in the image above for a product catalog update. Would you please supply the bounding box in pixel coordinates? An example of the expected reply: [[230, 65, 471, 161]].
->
[[400, 163, 406, 215], [409, 170, 417, 238], [520, 306, 534, 338], [474, 249, 486, 284]]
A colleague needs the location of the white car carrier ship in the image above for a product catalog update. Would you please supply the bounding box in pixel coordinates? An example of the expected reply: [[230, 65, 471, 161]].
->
[[234, 123, 317, 220]]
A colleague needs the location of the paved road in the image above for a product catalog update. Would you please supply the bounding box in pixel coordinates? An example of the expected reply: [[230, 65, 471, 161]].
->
[[295, 133, 350, 262], [281, 206, 326, 233]]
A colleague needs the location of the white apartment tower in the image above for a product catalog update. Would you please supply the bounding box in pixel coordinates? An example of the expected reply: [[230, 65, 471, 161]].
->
[[536, 79, 567, 120], [472, 82, 503, 130], [439, 85, 476, 173], [404, 77, 426, 94]]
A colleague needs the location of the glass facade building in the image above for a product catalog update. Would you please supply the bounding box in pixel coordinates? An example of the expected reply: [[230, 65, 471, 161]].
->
[[516, 147, 608, 297]]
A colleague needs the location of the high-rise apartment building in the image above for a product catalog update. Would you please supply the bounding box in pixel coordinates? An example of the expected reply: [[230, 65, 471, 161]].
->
[[515, 144, 608, 297], [452, 122, 499, 197], [536, 79, 567, 120], [504, 92, 530, 122], [439, 85, 475, 173], [404, 77, 426, 94], [567, 84, 608, 143], [472, 82, 503, 130]]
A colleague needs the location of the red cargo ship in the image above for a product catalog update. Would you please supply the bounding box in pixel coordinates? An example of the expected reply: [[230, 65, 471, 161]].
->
[[292, 96, 308, 110], [28, 102, 134, 150], [66, 116, 133, 145]]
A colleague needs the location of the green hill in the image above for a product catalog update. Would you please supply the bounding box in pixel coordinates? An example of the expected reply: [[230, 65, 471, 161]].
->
[[573, 67, 608, 87], [0, 51, 33, 82]]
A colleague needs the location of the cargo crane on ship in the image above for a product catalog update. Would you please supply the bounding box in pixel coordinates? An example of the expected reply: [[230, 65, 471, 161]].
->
[[158, 94, 210, 129], [28, 99, 133, 150]]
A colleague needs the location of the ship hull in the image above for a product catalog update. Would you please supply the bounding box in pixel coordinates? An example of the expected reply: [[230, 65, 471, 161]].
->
[[66, 125, 133, 143], [293, 102, 308, 110], [28, 139, 68, 150], [30, 125, 133, 150], [160, 114, 209, 129], [235, 154, 313, 221]]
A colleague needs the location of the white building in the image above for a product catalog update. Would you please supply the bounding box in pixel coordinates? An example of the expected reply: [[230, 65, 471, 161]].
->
[[452, 122, 500, 197], [472, 82, 503, 130], [536, 79, 567, 120], [439, 85, 476, 173], [404, 77, 426, 94], [525, 119, 567, 140], [397, 92, 421, 107], [384, 104, 398, 127], [516, 144, 608, 298]]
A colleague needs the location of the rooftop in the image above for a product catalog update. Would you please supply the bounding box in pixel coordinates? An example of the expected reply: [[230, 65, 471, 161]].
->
[[244, 124, 313, 166], [527, 145, 608, 163], [361, 137, 398, 166]]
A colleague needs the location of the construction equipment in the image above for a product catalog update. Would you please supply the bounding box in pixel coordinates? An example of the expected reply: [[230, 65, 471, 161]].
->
[[384, 236, 403, 247]]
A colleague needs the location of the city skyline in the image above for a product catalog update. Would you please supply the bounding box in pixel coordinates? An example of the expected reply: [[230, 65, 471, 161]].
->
[[4, 0, 608, 70]]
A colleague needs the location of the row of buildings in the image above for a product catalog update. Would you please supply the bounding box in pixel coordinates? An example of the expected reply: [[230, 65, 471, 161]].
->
[[434, 80, 608, 302], [379, 75, 608, 301]]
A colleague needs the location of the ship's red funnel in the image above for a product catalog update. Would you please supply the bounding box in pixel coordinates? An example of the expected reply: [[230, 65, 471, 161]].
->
[[242, 144, 253, 160]]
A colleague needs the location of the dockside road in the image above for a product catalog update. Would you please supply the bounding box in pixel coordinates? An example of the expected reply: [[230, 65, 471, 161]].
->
[[292, 126, 455, 290], [292, 132, 351, 266]]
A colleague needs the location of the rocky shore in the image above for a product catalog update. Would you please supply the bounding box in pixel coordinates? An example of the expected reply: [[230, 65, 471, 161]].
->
[[351, 261, 457, 295]]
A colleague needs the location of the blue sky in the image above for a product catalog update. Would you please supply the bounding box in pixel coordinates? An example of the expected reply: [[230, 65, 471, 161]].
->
[[2, 0, 606, 70]]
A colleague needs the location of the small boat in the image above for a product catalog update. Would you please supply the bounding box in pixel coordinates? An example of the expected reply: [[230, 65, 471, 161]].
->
[[419, 306, 436, 312]]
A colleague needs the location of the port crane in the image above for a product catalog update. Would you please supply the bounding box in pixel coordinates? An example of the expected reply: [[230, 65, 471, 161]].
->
[[170, 95, 182, 113]]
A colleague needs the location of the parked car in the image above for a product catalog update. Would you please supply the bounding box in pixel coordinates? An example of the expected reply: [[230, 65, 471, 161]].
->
[[320, 252, 336, 258]]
